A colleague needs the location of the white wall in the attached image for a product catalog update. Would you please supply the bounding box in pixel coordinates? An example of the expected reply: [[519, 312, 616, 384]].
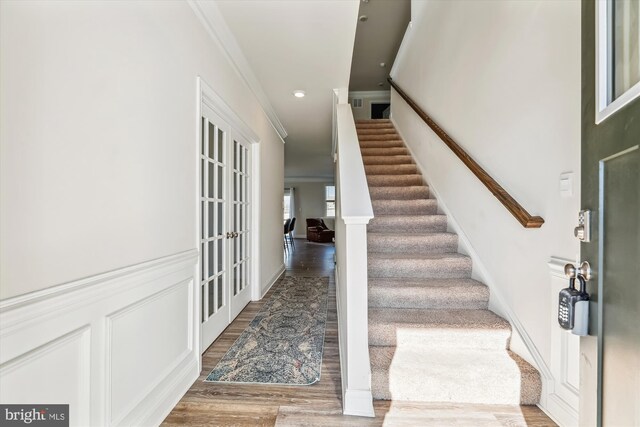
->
[[348, 91, 391, 121], [0, 1, 284, 424], [391, 0, 581, 420], [285, 181, 335, 237], [0, 0, 284, 300]]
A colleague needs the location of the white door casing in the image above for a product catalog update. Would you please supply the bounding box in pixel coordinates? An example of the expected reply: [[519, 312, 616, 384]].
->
[[198, 78, 259, 353]]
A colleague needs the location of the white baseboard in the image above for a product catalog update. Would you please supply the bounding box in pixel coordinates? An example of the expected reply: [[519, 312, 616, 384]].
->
[[0, 249, 199, 427], [259, 264, 285, 300], [343, 389, 375, 417]]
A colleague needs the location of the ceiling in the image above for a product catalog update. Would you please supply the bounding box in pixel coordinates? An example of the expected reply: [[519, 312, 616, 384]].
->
[[215, 0, 360, 180], [349, 0, 411, 91], [214, 0, 409, 179]]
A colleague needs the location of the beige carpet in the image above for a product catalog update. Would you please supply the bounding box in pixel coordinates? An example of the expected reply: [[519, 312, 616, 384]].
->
[[357, 119, 541, 405]]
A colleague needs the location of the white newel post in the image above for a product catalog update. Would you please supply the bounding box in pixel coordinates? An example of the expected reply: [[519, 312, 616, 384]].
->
[[334, 91, 375, 417]]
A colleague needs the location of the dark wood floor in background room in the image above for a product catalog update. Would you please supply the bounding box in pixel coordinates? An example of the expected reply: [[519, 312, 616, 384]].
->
[[162, 239, 556, 426]]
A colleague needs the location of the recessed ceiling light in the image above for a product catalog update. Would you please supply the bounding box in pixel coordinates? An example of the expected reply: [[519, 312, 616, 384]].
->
[[378, 82, 384, 87], [359, 15, 368, 22], [380, 62, 386, 67], [293, 90, 305, 98]]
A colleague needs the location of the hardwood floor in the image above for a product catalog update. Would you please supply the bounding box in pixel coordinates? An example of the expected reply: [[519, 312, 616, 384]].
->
[[162, 239, 556, 426]]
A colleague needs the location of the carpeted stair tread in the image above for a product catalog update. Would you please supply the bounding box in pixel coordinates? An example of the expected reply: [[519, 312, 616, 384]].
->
[[368, 278, 489, 309], [356, 119, 391, 124], [360, 147, 409, 156], [368, 186, 429, 200], [367, 174, 424, 187], [358, 134, 402, 141], [368, 232, 458, 254], [368, 252, 472, 278], [369, 346, 541, 405], [368, 308, 510, 334], [358, 120, 542, 407], [367, 214, 447, 232], [362, 155, 414, 165], [365, 164, 418, 175], [371, 199, 438, 215], [359, 139, 405, 148]]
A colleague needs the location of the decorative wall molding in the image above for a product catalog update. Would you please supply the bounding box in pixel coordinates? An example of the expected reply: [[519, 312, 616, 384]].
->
[[188, 0, 288, 140], [0, 250, 199, 426], [545, 256, 581, 427], [199, 77, 260, 145]]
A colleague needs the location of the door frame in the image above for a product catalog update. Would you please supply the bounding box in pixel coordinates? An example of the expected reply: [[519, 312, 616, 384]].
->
[[581, 2, 640, 425], [195, 77, 261, 356]]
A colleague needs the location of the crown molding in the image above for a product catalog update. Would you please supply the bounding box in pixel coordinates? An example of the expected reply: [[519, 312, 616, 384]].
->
[[188, 0, 288, 141]]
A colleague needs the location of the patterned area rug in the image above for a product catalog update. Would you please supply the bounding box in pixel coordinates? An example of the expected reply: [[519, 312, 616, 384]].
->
[[205, 276, 329, 385]]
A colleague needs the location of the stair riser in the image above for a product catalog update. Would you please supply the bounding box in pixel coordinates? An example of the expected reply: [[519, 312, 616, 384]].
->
[[368, 234, 458, 254], [365, 164, 418, 175], [369, 286, 489, 310], [371, 356, 540, 405], [367, 175, 423, 187], [367, 216, 447, 233], [357, 129, 398, 135], [361, 147, 409, 156], [368, 327, 510, 350], [368, 257, 472, 279], [369, 186, 429, 200], [358, 134, 401, 141], [362, 155, 414, 165], [371, 200, 438, 215], [356, 119, 391, 124], [359, 140, 405, 148]]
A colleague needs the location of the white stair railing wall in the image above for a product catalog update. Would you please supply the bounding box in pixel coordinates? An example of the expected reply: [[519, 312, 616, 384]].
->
[[333, 89, 375, 417]]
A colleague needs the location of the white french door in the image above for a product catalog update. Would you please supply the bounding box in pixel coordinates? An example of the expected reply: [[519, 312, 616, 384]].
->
[[229, 137, 252, 319], [200, 106, 252, 353]]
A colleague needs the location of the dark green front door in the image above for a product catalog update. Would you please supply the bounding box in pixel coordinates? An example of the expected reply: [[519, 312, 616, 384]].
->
[[581, 1, 640, 426]]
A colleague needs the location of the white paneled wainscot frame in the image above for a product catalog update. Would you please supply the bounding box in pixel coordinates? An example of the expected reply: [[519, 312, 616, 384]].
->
[[546, 257, 581, 427], [0, 250, 199, 426]]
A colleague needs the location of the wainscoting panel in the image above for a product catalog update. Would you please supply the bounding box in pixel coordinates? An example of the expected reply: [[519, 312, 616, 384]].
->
[[546, 257, 580, 427], [0, 326, 92, 426], [0, 250, 199, 427]]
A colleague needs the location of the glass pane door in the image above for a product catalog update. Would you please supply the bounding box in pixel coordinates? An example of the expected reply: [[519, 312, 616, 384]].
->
[[229, 138, 251, 319], [200, 111, 230, 353]]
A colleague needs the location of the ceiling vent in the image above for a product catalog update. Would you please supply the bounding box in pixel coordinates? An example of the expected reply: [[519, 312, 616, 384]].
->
[[351, 98, 363, 108]]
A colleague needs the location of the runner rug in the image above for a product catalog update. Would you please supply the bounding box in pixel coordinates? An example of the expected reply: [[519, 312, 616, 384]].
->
[[204, 276, 329, 385]]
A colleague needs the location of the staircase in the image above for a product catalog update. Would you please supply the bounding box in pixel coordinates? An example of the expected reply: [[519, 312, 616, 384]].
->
[[356, 119, 542, 405]]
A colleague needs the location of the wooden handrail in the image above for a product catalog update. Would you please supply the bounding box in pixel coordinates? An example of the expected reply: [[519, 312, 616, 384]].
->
[[388, 77, 544, 229]]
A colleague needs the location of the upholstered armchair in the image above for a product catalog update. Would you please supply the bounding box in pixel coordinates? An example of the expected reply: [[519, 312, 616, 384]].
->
[[306, 218, 335, 243]]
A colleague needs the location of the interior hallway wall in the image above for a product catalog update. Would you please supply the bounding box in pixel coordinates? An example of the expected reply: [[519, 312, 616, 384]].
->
[[390, 0, 581, 414], [0, 0, 285, 300]]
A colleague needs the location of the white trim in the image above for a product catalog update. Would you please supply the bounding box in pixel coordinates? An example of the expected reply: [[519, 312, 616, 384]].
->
[[251, 143, 262, 301], [199, 78, 260, 145], [285, 176, 335, 183], [261, 264, 285, 299], [0, 250, 199, 427], [188, 0, 288, 140], [543, 256, 581, 427], [0, 249, 198, 313], [595, 0, 640, 124], [348, 90, 391, 98]]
